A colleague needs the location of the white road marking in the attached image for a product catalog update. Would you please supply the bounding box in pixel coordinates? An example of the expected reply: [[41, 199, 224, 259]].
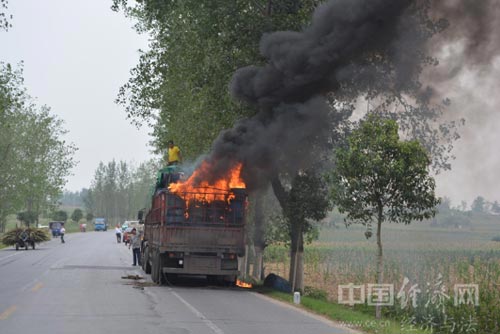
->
[[169, 289, 225, 334]]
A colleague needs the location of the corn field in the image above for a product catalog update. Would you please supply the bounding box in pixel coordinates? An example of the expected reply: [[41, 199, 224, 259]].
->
[[264, 225, 500, 334]]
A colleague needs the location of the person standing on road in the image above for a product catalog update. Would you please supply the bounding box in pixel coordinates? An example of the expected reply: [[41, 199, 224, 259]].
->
[[115, 225, 122, 243], [60, 226, 66, 243], [128, 228, 141, 266]]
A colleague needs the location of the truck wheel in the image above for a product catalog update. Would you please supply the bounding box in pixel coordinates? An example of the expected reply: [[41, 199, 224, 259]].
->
[[143, 249, 151, 274], [25, 243, 28, 250], [152, 253, 166, 285], [16, 244, 19, 251], [151, 252, 159, 283], [166, 273, 178, 284], [141, 249, 146, 271], [224, 275, 236, 287], [158, 264, 166, 286]]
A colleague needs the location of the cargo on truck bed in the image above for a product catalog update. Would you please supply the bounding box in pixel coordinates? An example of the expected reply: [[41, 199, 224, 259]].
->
[[140, 165, 247, 285]]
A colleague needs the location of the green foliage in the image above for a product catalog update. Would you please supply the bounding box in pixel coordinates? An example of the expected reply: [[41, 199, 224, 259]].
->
[[60, 190, 86, 207], [329, 115, 439, 228], [491, 201, 500, 214], [85, 212, 94, 222], [303, 286, 328, 301], [111, 0, 320, 158], [266, 213, 319, 246], [16, 211, 37, 227], [264, 290, 427, 334], [471, 196, 486, 213], [52, 210, 68, 222], [282, 172, 330, 249], [0, 63, 77, 232], [83, 159, 159, 225], [0, 0, 12, 31], [70, 209, 83, 223]]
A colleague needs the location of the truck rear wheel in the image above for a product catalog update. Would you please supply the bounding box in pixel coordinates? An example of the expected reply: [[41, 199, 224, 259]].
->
[[142, 248, 151, 274], [152, 253, 166, 285], [151, 252, 159, 283]]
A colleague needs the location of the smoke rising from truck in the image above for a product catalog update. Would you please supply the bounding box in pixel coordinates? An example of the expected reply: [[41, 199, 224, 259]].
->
[[187, 0, 500, 199], [201, 0, 425, 188]]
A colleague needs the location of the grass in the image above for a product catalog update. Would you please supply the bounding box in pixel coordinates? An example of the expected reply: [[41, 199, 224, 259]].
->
[[260, 289, 429, 334], [262, 213, 500, 334]]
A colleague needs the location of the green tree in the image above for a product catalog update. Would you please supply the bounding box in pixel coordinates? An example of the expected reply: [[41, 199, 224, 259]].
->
[[52, 210, 68, 222], [86, 212, 94, 223], [0, 63, 76, 232], [0, 0, 12, 31], [71, 209, 83, 224], [328, 115, 439, 318], [17, 211, 37, 228], [113, 1, 459, 289], [83, 159, 160, 224], [111, 0, 319, 158], [0, 63, 26, 231], [471, 196, 486, 214], [275, 172, 330, 291], [491, 201, 500, 214]]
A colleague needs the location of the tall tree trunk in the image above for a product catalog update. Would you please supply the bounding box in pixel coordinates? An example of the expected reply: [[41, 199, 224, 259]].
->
[[252, 192, 265, 280], [289, 224, 304, 292], [271, 176, 306, 291], [375, 202, 384, 319], [0, 214, 5, 233], [240, 244, 249, 279]]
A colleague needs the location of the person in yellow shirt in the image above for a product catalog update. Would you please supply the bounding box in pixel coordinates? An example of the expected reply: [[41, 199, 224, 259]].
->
[[166, 140, 182, 165]]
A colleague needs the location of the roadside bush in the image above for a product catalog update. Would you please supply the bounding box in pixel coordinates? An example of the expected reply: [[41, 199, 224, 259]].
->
[[303, 286, 328, 301]]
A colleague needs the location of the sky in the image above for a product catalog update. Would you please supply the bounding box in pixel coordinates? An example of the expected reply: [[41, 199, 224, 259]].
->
[[1, 1, 499, 208], [0, 0, 153, 192]]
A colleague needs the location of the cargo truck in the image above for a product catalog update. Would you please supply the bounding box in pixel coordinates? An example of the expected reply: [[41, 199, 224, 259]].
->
[[94, 217, 107, 231], [140, 165, 247, 285]]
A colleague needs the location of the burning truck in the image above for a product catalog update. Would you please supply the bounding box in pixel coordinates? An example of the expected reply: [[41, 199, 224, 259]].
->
[[140, 162, 247, 285]]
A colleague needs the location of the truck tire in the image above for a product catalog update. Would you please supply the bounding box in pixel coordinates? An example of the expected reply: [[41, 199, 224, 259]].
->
[[152, 253, 166, 285], [142, 248, 151, 274], [151, 252, 159, 283], [224, 275, 236, 287]]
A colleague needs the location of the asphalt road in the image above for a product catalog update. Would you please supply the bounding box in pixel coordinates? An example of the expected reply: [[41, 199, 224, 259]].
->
[[0, 230, 355, 334]]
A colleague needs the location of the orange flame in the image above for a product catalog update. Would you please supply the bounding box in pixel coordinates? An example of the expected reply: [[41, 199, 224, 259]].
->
[[169, 161, 245, 202], [236, 279, 253, 288]]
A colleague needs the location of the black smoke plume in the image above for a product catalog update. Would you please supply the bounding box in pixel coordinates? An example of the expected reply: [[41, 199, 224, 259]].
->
[[192, 0, 499, 190], [194, 0, 432, 189]]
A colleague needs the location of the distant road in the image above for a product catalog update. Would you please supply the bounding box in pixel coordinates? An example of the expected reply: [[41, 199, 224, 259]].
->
[[0, 230, 354, 334]]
